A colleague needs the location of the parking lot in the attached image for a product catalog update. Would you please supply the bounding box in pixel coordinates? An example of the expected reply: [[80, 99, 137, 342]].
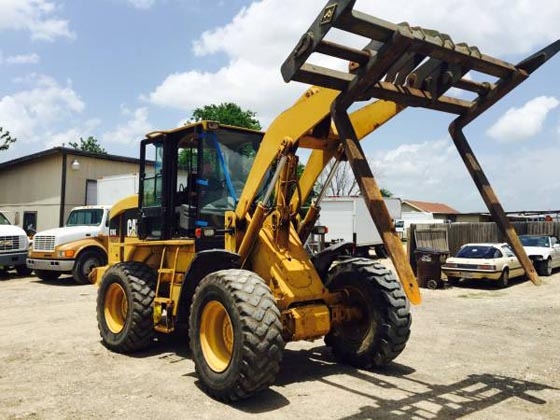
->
[[1, 264, 559, 420]]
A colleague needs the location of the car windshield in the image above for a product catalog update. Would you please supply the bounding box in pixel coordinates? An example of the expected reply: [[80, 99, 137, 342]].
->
[[0, 213, 10, 225], [519, 235, 549, 247], [456, 245, 500, 259]]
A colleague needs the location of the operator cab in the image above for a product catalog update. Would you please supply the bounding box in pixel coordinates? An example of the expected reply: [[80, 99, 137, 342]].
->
[[137, 121, 263, 249]]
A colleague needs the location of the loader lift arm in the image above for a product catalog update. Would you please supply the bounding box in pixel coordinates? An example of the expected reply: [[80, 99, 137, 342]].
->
[[281, 0, 560, 288]]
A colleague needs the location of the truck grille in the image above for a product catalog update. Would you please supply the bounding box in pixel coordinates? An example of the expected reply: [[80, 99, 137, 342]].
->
[[0, 235, 21, 251], [33, 235, 56, 252]]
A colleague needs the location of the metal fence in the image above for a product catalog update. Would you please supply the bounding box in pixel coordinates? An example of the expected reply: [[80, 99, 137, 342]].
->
[[407, 221, 560, 269]]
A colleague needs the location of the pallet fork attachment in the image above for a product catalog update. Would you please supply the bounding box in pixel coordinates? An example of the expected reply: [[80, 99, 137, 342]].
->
[[282, 0, 560, 294]]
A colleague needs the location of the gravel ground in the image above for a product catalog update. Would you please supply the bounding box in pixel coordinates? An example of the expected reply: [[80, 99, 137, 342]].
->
[[0, 262, 559, 420]]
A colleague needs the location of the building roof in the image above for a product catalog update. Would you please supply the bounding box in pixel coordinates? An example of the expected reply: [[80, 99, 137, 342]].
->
[[404, 199, 460, 214], [0, 147, 142, 171]]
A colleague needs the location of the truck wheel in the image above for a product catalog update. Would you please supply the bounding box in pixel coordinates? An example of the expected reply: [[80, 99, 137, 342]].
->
[[97, 262, 156, 353], [497, 268, 509, 288], [35, 270, 61, 281], [189, 269, 284, 402], [16, 265, 32, 276], [537, 258, 552, 276], [324, 258, 411, 368], [73, 249, 106, 284]]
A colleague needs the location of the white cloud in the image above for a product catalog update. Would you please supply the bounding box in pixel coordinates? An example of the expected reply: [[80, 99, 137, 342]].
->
[[486, 96, 559, 143], [0, 74, 84, 147], [127, 0, 156, 10], [0, 0, 74, 41], [370, 137, 560, 212], [5, 53, 40, 65], [371, 139, 480, 210], [101, 107, 154, 145]]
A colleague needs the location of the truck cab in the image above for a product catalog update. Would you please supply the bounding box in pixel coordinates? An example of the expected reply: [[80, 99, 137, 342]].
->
[[0, 211, 30, 276], [27, 205, 110, 284]]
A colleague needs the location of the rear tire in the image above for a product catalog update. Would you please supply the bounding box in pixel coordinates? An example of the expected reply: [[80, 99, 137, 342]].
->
[[497, 268, 509, 288], [35, 270, 61, 281], [324, 258, 411, 368], [16, 265, 32, 276], [97, 262, 156, 353], [73, 249, 106, 284], [189, 269, 284, 402]]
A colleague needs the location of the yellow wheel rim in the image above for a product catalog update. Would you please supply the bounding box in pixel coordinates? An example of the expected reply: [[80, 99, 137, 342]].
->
[[200, 300, 234, 373], [104, 283, 128, 333]]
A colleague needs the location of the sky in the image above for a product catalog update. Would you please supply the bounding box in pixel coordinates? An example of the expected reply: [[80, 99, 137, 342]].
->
[[1, 0, 559, 213]]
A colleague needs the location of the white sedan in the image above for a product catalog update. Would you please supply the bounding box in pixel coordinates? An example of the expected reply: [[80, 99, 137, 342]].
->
[[442, 243, 525, 288], [519, 234, 560, 276]]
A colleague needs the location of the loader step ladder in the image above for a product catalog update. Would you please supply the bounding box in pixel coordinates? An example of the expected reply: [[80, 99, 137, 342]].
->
[[154, 246, 182, 333], [282, 0, 560, 290]]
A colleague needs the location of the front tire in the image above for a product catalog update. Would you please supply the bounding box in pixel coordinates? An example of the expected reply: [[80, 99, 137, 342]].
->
[[97, 262, 156, 353], [73, 249, 106, 284], [35, 270, 61, 281], [447, 276, 460, 286], [537, 258, 552, 276], [324, 258, 411, 368], [189, 269, 284, 402]]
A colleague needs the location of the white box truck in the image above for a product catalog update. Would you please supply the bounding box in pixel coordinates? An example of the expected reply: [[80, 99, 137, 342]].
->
[[317, 196, 402, 257], [97, 173, 139, 205]]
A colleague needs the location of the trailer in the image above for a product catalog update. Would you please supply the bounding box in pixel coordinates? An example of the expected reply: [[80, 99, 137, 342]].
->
[[318, 197, 401, 257]]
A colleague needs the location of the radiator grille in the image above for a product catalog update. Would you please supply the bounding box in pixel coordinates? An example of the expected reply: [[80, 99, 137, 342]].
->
[[0, 236, 21, 251], [33, 235, 56, 252]]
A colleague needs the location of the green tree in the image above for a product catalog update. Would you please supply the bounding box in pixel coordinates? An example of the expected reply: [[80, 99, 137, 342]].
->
[[68, 136, 107, 154], [190, 102, 262, 130], [0, 127, 16, 152]]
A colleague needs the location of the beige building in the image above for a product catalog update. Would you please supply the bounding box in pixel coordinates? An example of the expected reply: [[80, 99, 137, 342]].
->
[[0, 147, 142, 232]]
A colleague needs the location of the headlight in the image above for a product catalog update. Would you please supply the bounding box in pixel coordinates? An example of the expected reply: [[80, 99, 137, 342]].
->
[[57, 249, 75, 258]]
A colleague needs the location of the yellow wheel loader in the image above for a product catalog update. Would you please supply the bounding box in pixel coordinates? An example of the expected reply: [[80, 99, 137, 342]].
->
[[93, 0, 559, 402]]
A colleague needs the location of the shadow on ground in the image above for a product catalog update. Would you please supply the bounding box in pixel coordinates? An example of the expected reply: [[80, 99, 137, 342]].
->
[[232, 344, 557, 417]]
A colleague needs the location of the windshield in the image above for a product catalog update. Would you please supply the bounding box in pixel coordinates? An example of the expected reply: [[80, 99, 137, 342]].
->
[[519, 235, 549, 247], [456, 245, 501, 259], [66, 209, 104, 226], [0, 213, 10, 225]]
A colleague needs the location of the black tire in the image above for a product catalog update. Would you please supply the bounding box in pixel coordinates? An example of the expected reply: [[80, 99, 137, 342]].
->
[[35, 270, 61, 281], [189, 269, 284, 402], [73, 249, 106, 284], [16, 265, 32, 276], [97, 262, 156, 353], [426, 279, 439, 289], [537, 258, 552, 276], [497, 268, 509, 288], [447, 276, 460, 286], [324, 258, 411, 368]]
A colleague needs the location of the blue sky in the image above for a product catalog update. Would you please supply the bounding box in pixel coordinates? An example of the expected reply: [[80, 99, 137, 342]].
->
[[1, 0, 559, 213]]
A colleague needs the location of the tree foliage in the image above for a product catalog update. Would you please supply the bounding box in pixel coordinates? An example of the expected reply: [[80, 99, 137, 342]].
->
[[68, 136, 107, 154], [0, 127, 17, 152], [190, 102, 262, 130]]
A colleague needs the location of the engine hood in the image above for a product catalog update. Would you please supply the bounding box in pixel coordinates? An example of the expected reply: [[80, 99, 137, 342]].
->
[[35, 225, 104, 247], [0, 224, 27, 237], [523, 246, 551, 257]]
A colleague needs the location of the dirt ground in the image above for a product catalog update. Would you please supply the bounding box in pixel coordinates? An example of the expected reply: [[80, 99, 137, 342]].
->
[[1, 262, 559, 420]]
